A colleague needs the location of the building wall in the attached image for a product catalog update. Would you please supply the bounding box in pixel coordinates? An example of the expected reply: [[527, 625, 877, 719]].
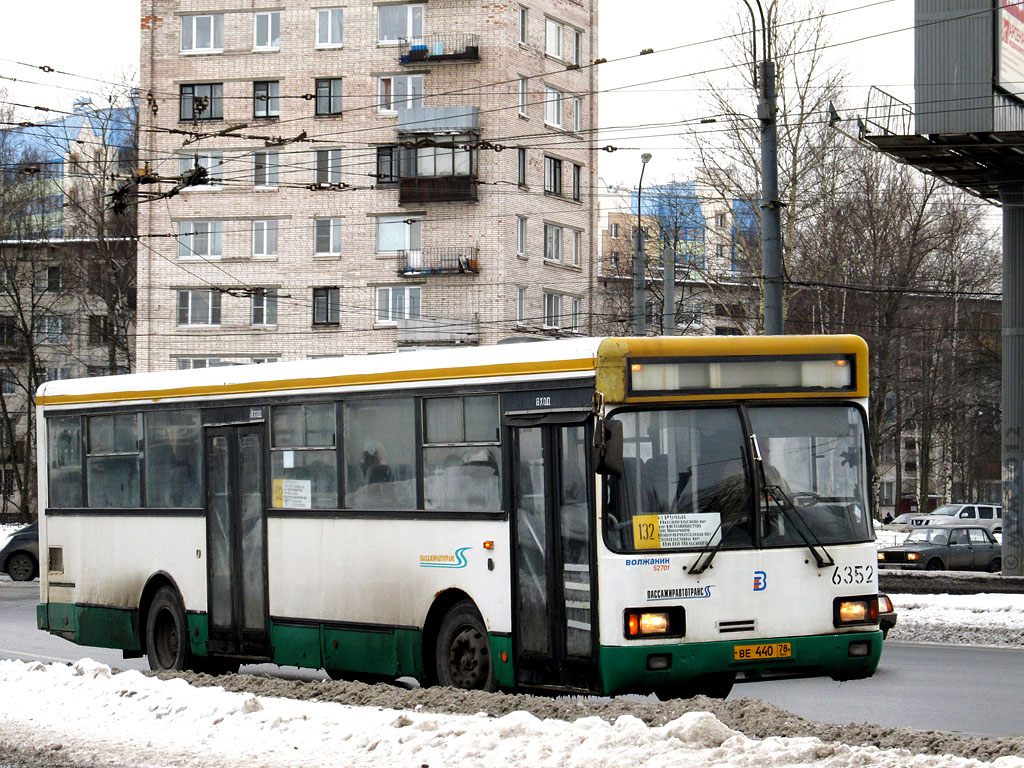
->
[[138, 0, 598, 370]]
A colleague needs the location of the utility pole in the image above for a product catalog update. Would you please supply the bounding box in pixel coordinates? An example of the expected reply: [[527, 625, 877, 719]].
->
[[740, 0, 783, 335], [633, 153, 652, 336]]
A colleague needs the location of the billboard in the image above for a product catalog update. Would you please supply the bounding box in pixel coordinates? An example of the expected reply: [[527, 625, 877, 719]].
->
[[998, 0, 1024, 99]]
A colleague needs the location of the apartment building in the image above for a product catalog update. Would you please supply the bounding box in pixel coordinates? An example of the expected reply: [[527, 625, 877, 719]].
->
[[595, 179, 758, 336], [0, 102, 136, 520], [138, 0, 598, 370]]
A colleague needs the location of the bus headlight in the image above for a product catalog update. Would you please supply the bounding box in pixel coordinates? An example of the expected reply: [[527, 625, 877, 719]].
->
[[833, 596, 879, 627], [624, 607, 684, 638]]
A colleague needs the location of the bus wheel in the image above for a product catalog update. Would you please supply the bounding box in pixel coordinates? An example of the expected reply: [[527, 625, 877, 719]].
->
[[146, 586, 191, 672], [435, 600, 496, 692]]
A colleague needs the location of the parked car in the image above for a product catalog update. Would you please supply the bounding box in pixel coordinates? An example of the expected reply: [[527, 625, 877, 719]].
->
[[877, 593, 897, 639], [884, 513, 934, 531], [921, 503, 1003, 535], [877, 525, 1001, 572], [0, 521, 39, 581]]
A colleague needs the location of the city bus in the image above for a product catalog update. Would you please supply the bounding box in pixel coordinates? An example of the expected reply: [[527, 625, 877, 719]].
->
[[35, 335, 881, 697]]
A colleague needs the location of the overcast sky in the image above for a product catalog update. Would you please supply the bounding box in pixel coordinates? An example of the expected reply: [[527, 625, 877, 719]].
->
[[0, 0, 914, 187]]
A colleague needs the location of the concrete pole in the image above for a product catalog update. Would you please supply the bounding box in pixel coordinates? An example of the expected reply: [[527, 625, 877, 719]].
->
[[758, 59, 783, 335], [999, 182, 1024, 577], [664, 245, 675, 335], [633, 154, 651, 336]]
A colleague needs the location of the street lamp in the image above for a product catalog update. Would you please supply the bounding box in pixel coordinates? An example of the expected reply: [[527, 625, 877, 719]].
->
[[633, 152, 652, 336]]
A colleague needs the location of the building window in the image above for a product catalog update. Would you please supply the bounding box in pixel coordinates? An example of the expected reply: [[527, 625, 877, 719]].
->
[[543, 292, 562, 328], [544, 86, 563, 127], [572, 163, 582, 201], [572, 230, 581, 266], [518, 6, 528, 44], [252, 289, 278, 325], [179, 151, 223, 185], [88, 315, 111, 345], [177, 290, 221, 326], [880, 481, 895, 506], [378, 74, 424, 112], [517, 147, 527, 187], [181, 14, 224, 53], [313, 287, 340, 325], [376, 285, 421, 324], [377, 215, 422, 253], [254, 81, 280, 117], [573, 96, 583, 132], [610, 222, 619, 238], [518, 77, 528, 116], [251, 358, 278, 365], [0, 315, 19, 346], [35, 265, 62, 292], [0, 368, 16, 395], [716, 212, 726, 228], [253, 220, 279, 256], [177, 220, 222, 259], [177, 358, 231, 370], [314, 218, 342, 255], [544, 156, 562, 195], [317, 8, 344, 47], [315, 149, 343, 184], [571, 296, 581, 331], [517, 287, 527, 324], [545, 18, 562, 58], [408, 135, 474, 177], [378, 3, 423, 43], [377, 146, 399, 184], [43, 367, 72, 383], [253, 151, 279, 187], [315, 78, 343, 116], [254, 11, 281, 50], [34, 316, 70, 344], [517, 216, 527, 255], [179, 83, 223, 121], [609, 251, 619, 269], [544, 223, 562, 261], [572, 29, 582, 65]]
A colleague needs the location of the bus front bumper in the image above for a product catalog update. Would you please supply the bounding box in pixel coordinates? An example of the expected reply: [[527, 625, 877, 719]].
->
[[599, 630, 882, 695]]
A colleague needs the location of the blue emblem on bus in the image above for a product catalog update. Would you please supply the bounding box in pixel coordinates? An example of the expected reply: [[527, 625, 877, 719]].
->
[[419, 547, 472, 568], [753, 571, 768, 591]]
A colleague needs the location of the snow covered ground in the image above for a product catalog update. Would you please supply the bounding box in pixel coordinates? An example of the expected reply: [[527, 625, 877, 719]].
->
[[1, 658, 1023, 768]]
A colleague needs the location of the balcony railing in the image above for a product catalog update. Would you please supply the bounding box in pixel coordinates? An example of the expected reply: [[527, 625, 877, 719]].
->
[[396, 246, 479, 276], [399, 175, 478, 204], [396, 314, 480, 345], [400, 34, 480, 65]]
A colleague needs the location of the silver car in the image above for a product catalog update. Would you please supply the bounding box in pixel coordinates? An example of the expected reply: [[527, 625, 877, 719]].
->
[[878, 525, 1002, 572], [921, 503, 1003, 535]]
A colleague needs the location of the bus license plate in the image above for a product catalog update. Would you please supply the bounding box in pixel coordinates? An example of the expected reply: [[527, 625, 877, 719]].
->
[[733, 642, 792, 661]]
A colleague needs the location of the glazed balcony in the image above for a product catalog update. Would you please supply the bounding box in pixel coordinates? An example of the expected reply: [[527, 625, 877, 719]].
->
[[399, 34, 480, 65], [396, 246, 479, 276], [399, 174, 478, 204]]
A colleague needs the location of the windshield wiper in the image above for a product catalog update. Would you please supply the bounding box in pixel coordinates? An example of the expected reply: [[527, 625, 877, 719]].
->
[[763, 484, 835, 567], [750, 433, 834, 568], [688, 521, 724, 575]]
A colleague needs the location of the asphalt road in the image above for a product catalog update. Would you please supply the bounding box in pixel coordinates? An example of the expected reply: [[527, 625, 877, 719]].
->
[[3, 575, 1023, 737]]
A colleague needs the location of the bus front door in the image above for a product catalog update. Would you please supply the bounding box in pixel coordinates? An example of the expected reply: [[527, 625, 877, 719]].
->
[[204, 424, 271, 660], [511, 423, 597, 691]]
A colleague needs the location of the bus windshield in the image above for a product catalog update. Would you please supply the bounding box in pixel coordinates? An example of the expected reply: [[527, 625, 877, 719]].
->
[[604, 404, 872, 552]]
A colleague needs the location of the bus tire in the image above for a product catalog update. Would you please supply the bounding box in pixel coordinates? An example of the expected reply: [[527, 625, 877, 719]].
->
[[435, 600, 496, 692], [146, 586, 191, 672]]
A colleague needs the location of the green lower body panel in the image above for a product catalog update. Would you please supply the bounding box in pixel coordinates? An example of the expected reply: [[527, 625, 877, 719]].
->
[[598, 631, 882, 695], [490, 634, 515, 688], [38, 602, 141, 653]]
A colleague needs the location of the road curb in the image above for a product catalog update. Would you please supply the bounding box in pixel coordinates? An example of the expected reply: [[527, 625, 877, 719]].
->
[[880, 571, 1024, 594]]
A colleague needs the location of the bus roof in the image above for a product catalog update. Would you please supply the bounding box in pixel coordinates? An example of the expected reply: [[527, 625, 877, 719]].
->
[[36, 335, 867, 408]]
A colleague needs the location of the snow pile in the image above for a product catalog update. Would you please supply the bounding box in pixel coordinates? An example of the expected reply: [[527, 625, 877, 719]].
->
[[888, 593, 1024, 646], [2, 659, 1024, 768]]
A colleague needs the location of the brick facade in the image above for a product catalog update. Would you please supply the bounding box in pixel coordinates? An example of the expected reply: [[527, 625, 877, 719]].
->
[[138, 0, 598, 370]]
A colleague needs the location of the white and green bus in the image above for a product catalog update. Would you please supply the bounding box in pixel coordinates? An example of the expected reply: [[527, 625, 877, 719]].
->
[[36, 335, 881, 697]]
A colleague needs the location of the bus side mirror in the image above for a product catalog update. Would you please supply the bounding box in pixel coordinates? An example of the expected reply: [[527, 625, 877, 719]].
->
[[593, 420, 623, 476]]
